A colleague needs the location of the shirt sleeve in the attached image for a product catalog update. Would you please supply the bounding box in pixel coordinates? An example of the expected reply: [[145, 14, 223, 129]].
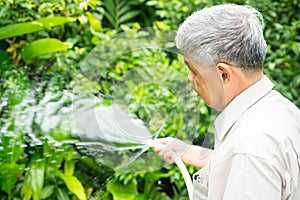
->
[[219, 154, 282, 200]]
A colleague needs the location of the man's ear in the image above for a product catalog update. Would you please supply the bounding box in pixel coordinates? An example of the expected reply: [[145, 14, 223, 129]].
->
[[216, 62, 232, 86]]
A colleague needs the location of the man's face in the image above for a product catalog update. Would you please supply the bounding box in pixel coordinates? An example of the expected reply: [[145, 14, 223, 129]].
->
[[184, 56, 226, 111]]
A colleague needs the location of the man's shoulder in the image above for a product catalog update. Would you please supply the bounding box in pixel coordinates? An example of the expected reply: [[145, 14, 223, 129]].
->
[[231, 90, 300, 155], [265, 90, 299, 111], [244, 90, 299, 126]]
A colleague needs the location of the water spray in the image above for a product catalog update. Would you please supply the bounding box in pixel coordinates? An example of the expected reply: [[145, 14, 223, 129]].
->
[[75, 28, 201, 199]]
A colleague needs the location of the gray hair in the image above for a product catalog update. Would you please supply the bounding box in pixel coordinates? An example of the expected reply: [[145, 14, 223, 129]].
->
[[175, 4, 267, 71]]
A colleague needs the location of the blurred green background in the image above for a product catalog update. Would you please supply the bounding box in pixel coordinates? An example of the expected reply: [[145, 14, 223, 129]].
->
[[0, 0, 299, 199]]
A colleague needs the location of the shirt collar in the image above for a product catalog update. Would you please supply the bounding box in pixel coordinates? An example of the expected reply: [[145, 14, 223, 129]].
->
[[214, 75, 274, 142]]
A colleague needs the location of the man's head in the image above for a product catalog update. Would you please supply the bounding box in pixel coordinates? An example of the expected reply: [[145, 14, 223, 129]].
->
[[176, 4, 266, 110]]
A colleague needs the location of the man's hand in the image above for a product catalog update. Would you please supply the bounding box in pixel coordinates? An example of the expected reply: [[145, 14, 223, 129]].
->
[[152, 137, 212, 168], [153, 137, 190, 164]]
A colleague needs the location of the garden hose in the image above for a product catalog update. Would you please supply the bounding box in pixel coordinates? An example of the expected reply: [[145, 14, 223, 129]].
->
[[147, 140, 193, 200]]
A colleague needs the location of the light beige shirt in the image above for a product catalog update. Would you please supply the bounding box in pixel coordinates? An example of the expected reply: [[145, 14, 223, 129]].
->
[[193, 76, 300, 200]]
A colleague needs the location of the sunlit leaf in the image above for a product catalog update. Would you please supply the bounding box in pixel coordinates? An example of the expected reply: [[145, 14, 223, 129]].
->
[[86, 12, 103, 32], [53, 171, 87, 200], [20, 38, 69, 61], [64, 158, 75, 176], [0, 16, 74, 40]]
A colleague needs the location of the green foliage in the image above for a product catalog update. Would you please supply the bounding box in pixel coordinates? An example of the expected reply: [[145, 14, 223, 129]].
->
[[249, 0, 300, 107], [21, 158, 45, 200], [146, 0, 225, 29], [0, 133, 25, 199], [106, 179, 137, 200], [102, 0, 141, 30]]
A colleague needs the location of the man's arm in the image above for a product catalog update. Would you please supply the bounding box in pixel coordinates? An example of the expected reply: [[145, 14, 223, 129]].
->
[[181, 144, 212, 168]]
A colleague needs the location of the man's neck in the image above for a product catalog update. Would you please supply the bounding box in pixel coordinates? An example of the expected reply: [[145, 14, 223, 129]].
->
[[227, 70, 264, 107]]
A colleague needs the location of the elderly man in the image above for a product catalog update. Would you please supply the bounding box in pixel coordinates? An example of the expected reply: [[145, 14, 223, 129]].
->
[[154, 4, 300, 200]]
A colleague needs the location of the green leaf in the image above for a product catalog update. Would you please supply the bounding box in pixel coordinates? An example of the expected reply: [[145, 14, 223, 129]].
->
[[21, 182, 32, 200], [86, 12, 103, 32], [0, 49, 11, 64], [0, 5, 10, 18], [20, 38, 69, 61], [56, 188, 70, 200], [106, 180, 137, 200], [53, 171, 87, 200], [21, 160, 45, 200], [64, 158, 75, 176], [104, 0, 116, 16], [41, 185, 55, 199], [104, 12, 115, 27], [118, 4, 131, 16], [0, 16, 74, 40], [0, 133, 25, 163], [119, 10, 140, 24], [143, 171, 172, 194], [0, 163, 25, 194]]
